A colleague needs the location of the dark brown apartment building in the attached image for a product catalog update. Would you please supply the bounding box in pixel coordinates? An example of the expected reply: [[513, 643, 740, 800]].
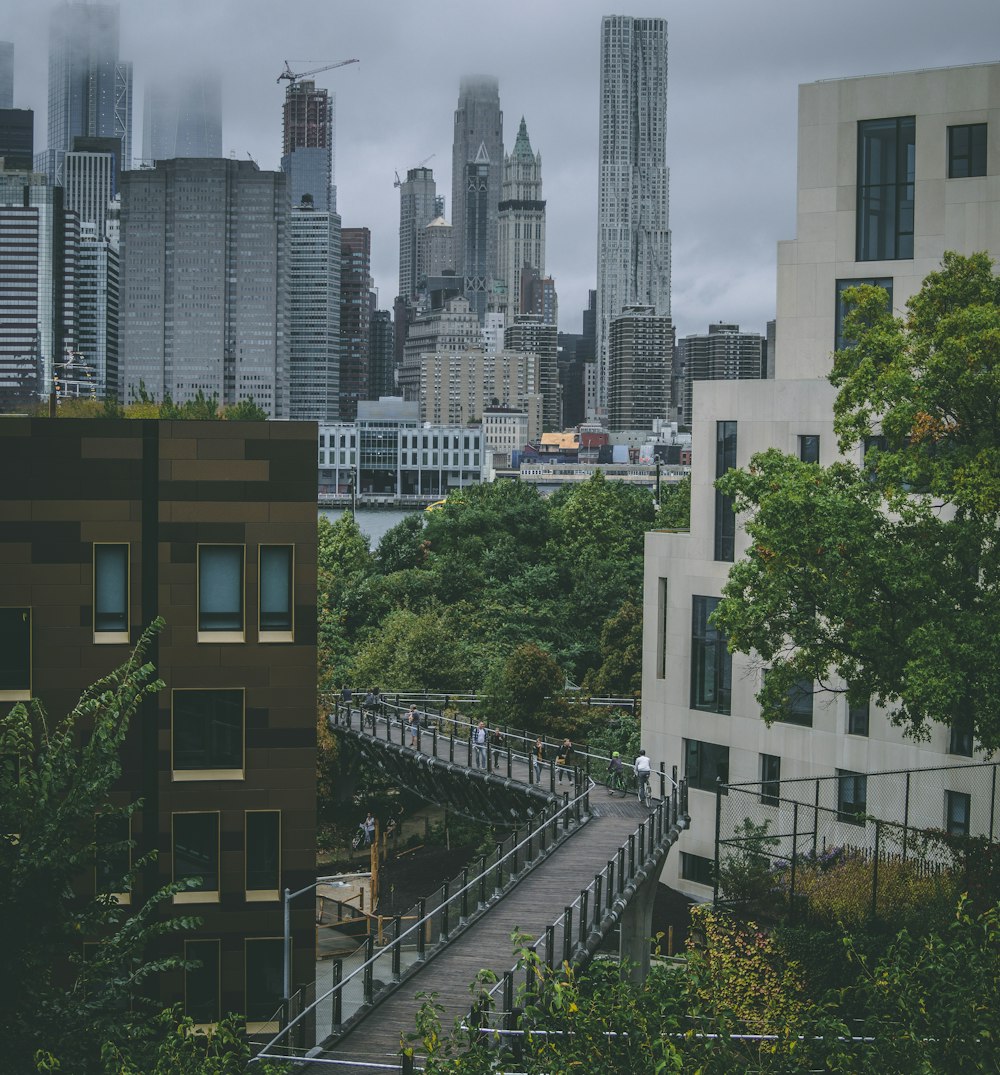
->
[[0, 417, 317, 1027]]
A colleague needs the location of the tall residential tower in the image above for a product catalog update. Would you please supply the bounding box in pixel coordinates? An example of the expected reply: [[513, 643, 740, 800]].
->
[[596, 15, 670, 414]]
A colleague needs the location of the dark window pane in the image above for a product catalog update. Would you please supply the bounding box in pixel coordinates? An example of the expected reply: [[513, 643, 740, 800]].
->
[[185, 940, 220, 1023], [837, 770, 867, 824], [685, 738, 730, 794], [259, 546, 293, 632], [714, 421, 737, 562], [246, 812, 280, 892], [690, 596, 732, 714], [798, 435, 820, 464], [835, 278, 893, 352], [0, 607, 30, 694], [198, 546, 243, 632], [681, 852, 714, 887], [764, 672, 814, 727], [761, 754, 781, 806], [948, 123, 987, 178], [857, 117, 915, 261], [174, 813, 219, 891], [848, 699, 870, 736], [173, 689, 243, 771], [94, 544, 128, 632], [245, 939, 284, 1023], [946, 791, 971, 836], [950, 713, 974, 757]]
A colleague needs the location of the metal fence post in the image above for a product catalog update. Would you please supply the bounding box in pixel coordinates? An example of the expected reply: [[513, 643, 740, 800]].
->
[[628, 833, 636, 877], [392, 915, 402, 981], [563, 792, 570, 831], [461, 867, 469, 921], [545, 924, 555, 969], [871, 819, 881, 921], [712, 779, 723, 906], [331, 958, 342, 1030], [813, 778, 820, 856], [441, 881, 450, 941], [417, 897, 427, 960], [579, 890, 589, 944], [479, 855, 488, 907], [363, 934, 375, 1005], [450, 726, 455, 763], [617, 847, 626, 895], [495, 842, 504, 894], [638, 820, 646, 863], [594, 874, 603, 925], [659, 762, 666, 801], [903, 770, 911, 860], [790, 802, 799, 921], [563, 906, 573, 964]]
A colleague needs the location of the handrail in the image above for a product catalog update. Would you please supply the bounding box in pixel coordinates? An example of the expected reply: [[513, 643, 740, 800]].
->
[[255, 771, 595, 1060]]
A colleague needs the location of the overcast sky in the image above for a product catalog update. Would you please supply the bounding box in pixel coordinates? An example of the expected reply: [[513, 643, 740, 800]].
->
[[5, 0, 998, 335]]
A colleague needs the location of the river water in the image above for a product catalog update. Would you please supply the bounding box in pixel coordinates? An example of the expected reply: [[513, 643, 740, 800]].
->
[[318, 507, 423, 550]]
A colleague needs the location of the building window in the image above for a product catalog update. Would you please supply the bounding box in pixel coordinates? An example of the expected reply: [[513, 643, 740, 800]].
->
[[690, 596, 732, 714], [946, 790, 971, 836], [197, 545, 244, 641], [848, 698, 870, 736], [680, 852, 714, 887], [835, 278, 893, 352], [685, 738, 730, 794], [95, 813, 131, 902], [949, 713, 974, 757], [184, 939, 220, 1024], [948, 123, 987, 178], [0, 607, 31, 700], [714, 421, 737, 562], [259, 545, 294, 640], [798, 435, 820, 464], [245, 939, 284, 1030], [856, 116, 915, 261], [246, 811, 280, 899], [760, 754, 781, 806], [764, 673, 814, 727], [837, 770, 867, 825], [173, 812, 220, 902], [172, 689, 244, 779], [656, 579, 668, 680], [93, 544, 129, 642]]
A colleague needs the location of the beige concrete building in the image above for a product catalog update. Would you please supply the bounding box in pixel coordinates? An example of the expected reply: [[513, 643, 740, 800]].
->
[[642, 62, 1000, 899]]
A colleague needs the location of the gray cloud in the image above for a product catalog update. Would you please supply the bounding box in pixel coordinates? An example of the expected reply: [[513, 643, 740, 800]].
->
[[5, 0, 998, 334]]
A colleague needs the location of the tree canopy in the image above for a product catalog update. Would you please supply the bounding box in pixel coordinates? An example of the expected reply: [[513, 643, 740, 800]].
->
[[714, 252, 1000, 749]]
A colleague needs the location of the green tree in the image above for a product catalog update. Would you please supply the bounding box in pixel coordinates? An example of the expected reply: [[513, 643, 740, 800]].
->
[[484, 642, 565, 728], [654, 473, 691, 529], [0, 622, 201, 1073], [582, 598, 643, 697], [374, 512, 428, 575], [549, 471, 655, 565], [317, 513, 376, 691], [715, 253, 1000, 749], [222, 397, 268, 421]]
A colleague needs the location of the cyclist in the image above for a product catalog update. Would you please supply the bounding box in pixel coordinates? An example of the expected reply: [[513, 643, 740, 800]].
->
[[608, 751, 625, 796], [634, 749, 652, 806]]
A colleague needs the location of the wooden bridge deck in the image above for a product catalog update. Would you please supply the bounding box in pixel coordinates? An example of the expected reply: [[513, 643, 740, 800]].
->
[[310, 795, 651, 1072]]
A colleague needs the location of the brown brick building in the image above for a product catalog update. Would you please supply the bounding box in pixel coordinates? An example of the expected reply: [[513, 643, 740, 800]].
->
[[0, 417, 317, 1027]]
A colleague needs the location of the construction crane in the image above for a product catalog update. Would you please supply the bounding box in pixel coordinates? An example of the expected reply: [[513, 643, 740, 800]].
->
[[393, 154, 436, 187], [277, 58, 359, 87]]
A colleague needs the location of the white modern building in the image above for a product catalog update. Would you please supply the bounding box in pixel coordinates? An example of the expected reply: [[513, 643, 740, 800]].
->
[[595, 15, 670, 414], [642, 62, 1000, 899], [318, 397, 486, 501]]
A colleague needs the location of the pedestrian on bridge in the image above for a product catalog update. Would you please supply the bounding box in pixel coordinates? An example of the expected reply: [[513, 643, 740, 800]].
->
[[533, 736, 547, 782], [473, 721, 488, 768], [490, 727, 505, 768], [406, 705, 419, 747], [557, 738, 574, 783]]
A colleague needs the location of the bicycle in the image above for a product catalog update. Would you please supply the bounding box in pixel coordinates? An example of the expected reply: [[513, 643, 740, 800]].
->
[[351, 827, 365, 850], [361, 706, 376, 732], [637, 772, 651, 808], [607, 770, 626, 797]]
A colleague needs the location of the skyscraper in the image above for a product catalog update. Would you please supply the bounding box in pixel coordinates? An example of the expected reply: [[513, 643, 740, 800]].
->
[[119, 158, 289, 415], [339, 227, 372, 420], [43, 2, 133, 183], [505, 314, 559, 432], [677, 323, 765, 425], [281, 79, 334, 212], [64, 149, 116, 238], [141, 74, 222, 161], [76, 221, 119, 400], [0, 41, 14, 110], [289, 197, 341, 421], [451, 76, 502, 320], [497, 118, 545, 323], [398, 166, 437, 302], [596, 15, 670, 414]]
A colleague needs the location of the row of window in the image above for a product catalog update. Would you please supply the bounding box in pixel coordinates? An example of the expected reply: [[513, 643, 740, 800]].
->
[[183, 937, 283, 1027]]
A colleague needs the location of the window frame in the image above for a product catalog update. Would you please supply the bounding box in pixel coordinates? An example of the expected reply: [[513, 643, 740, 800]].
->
[[245, 810, 281, 901], [949, 713, 974, 757], [172, 811, 221, 903], [197, 543, 245, 643], [171, 688, 245, 781], [184, 938, 221, 1027], [798, 435, 820, 464], [0, 606, 31, 701], [835, 278, 893, 353], [690, 595, 732, 715], [93, 543, 130, 643], [680, 851, 714, 887], [258, 544, 294, 642], [713, 421, 737, 562], [244, 937, 285, 1032], [760, 754, 781, 807], [684, 738, 730, 794], [948, 122, 987, 179], [837, 770, 867, 825], [856, 116, 915, 261], [946, 790, 971, 837], [847, 698, 870, 737]]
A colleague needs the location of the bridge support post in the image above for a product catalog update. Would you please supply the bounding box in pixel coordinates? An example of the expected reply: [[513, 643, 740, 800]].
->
[[618, 863, 658, 985], [331, 958, 342, 1031], [392, 916, 402, 981], [363, 934, 375, 1005]]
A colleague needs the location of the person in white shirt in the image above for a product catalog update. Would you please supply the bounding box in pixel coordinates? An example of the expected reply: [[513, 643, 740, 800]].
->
[[634, 749, 652, 804]]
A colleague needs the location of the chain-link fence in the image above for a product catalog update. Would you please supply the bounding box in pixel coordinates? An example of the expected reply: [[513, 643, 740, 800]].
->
[[715, 761, 999, 920]]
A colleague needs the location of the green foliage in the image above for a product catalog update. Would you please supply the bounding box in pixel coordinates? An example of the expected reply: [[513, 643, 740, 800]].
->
[[483, 642, 565, 728], [0, 622, 208, 1073], [715, 253, 1000, 750], [654, 473, 691, 530], [549, 469, 655, 566], [716, 818, 779, 908], [222, 397, 268, 421], [582, 598, 643, 696], [374, 512, 428, 574]]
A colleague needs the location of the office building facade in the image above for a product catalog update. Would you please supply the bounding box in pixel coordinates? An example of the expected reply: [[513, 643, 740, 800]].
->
[[0, 417, 317, 1028], [398, 166, 437, 302], [596, 15, 670, 413], [677, 323, 765, 425], [642, 62, 1000, 900], [141, 74, 222, 162], [119, 158, 289, 415], [43, 2, 132, 183], [339, 226, 372, 420], [504, 314, 559, 432], [497, 118, 545, 323], [75, 221, 119, 399]]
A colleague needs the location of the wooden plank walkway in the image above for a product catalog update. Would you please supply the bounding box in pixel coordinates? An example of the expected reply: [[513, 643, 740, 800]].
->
[[310, 795, 651, 1073]]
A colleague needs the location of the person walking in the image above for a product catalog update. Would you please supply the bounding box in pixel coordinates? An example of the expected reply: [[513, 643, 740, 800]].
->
[[634, 749, 652, 806], [533, 736, 546, 782], [406, 704, 419, 747], [473, 721, 488, 768], [490, 727, 505, 769], [362, 812, 376, 846], [557, 738, 574, 783]]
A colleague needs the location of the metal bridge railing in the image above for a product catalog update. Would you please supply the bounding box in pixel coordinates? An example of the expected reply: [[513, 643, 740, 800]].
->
[[254, 774, 595, 1063]]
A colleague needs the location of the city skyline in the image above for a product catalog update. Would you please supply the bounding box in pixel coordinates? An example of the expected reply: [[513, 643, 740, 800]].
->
[[2, 0, 996, 336]]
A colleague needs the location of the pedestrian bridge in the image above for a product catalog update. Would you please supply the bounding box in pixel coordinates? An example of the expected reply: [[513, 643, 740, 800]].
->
[[253, 701, 690, 1072]]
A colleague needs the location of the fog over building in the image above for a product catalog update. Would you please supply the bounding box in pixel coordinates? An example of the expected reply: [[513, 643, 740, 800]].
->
[[141, 74, 222, 161], [0, 41, 13, 110], [596, 15, 670, 413], [42, 2, 133, 182]]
